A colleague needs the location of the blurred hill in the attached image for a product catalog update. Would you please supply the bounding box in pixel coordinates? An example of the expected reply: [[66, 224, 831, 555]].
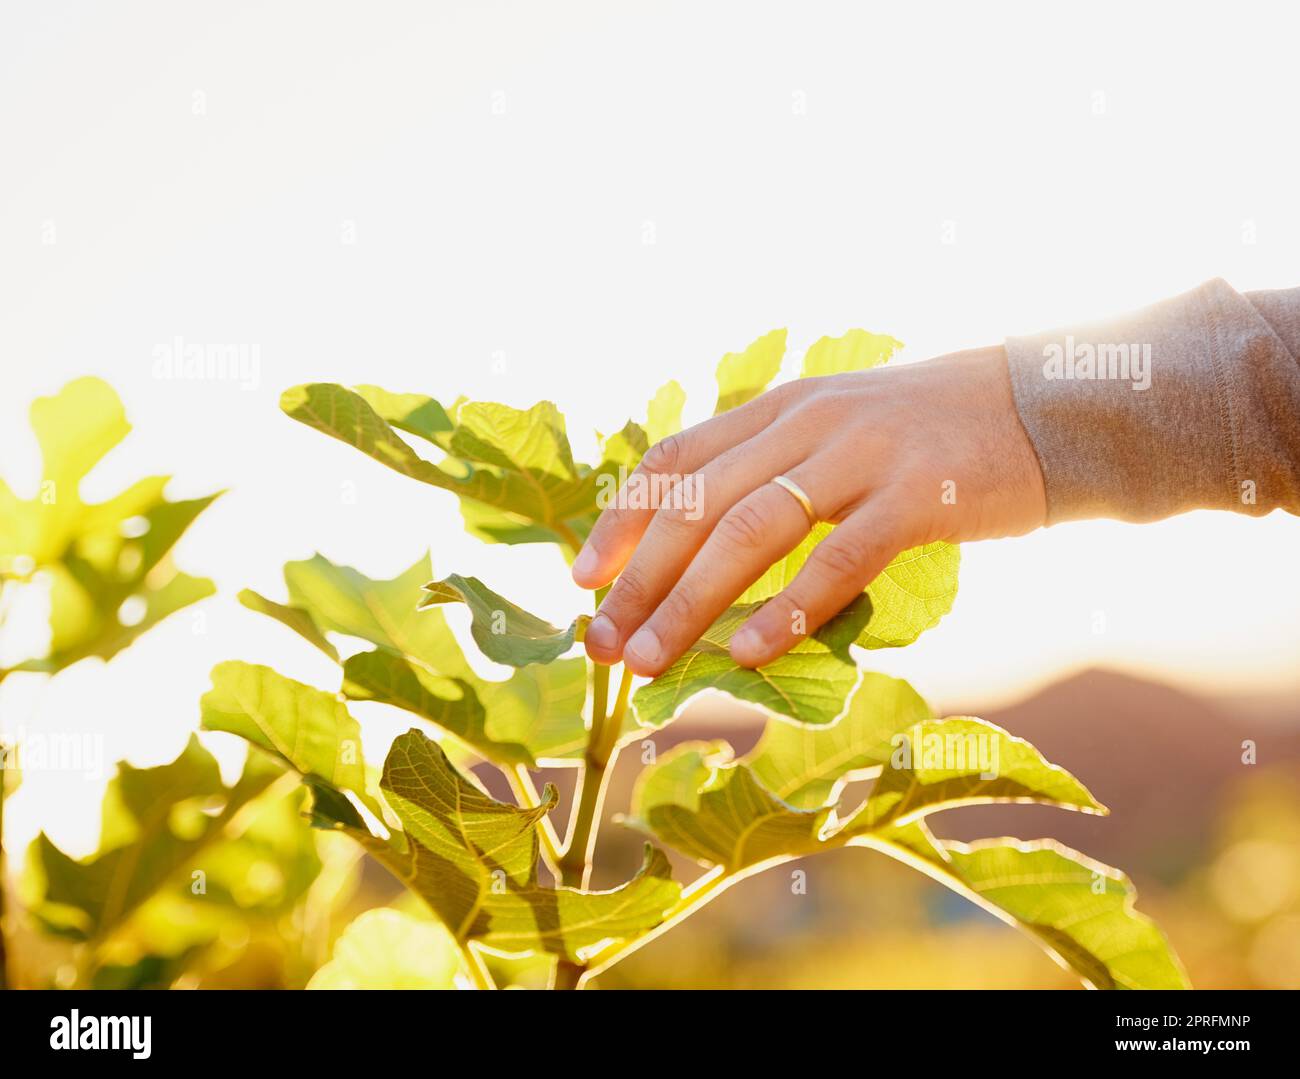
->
[[935, 669, 1300, 883]]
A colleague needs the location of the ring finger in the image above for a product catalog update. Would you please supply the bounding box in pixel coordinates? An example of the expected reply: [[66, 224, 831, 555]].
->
[[620, 461, 840, 677], [584, 418, 814, 662]]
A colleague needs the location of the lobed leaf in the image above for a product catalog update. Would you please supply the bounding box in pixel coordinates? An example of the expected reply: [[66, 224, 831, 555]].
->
[[645, 380, 686, 443], [843, 716, 1104, 833], [353, 385, 454, 448], [631, 600, 869, 729], [745, 671, 934, 809], [280, 383, 598, 543], [31, 736, 278, 941], [714, 329, 787, 414], [864, 823, 1189, 990], [307, 908, 460, 990], [379, 729, 681, 960], [200, 660, 381, 824], [624, 669, 1182, 989], [419, 573, 589, 668], [741, 526, 960, 650], [243, 554, 589, 766], [237, 588, 339, 662], [800, 329, 903, 377], [0, 378, 218, 673], [201, 673, 681, 962], [626, 742, 827, 872]]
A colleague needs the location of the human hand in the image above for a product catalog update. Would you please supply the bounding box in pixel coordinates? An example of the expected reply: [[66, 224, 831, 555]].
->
[[572, 344, 1047, 676]]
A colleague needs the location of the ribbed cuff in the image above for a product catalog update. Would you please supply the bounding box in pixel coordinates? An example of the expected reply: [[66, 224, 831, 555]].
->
[[1005, 279, 1300, 524]]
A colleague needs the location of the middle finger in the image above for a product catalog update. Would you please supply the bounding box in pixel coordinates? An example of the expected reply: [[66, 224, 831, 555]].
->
[[621, 461, 840, 676], [584, 421, 808, 663]]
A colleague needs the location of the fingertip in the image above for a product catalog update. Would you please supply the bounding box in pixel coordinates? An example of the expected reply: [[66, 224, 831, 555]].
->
[[729, 626, 767, 669], [570, 544, 602, 588], [622, 626, 665, 677], [583, 613, 621, 663], [621, 653, 659, 677]]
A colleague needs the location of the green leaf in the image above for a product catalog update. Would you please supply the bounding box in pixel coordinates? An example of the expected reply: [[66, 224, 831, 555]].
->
[[745, 672, 934, 809], [378, 728, 557, 920], [645, 380, 686, 443], [623, 664, 1182, 989], [280, 384, 596, 537], [418, 573, 589, 667], [243, 553, 588, 766], [237, 589, 339, 662], [800, 329, 903, 377], [867, 824, 1189, 990], [307, 908, 461, 989], [714, 329, 787, 413], [459, 500, 570, 547], [33, 564, 216, 673], [450, 400, 577, 480], [476, 845, 679, 961], [844, 716, 1105, 833], [200, 661, 380, 822], [627, 741, 828, 872], [742, 525, 960, 650], [628, 679, 1105, 871], [353, 385, 454, 448], [632, 599, 870, 729], [341, 649, 588, 767], [0, 376, 129, 567], [0, 378, 218, 673], [381, 730, 680, 959], [281, 554, 468, 676], [599, 421, 650, 471], [473, 658, 589, 762], [31, 736, 278, 941], [204, 698, 676, 960]]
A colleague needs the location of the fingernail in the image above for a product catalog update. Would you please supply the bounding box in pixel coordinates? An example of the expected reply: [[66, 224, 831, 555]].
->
[[585, 613, 617, 652], [730, 627, 764, 662], [624, 626, 662, 670], [571, 545, 599, 583]]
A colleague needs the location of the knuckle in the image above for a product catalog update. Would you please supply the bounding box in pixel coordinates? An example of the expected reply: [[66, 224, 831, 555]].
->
[[642, 431, 687, 475], [608, 568, 654, 611], [761, 590, 803, 625], [763, 378, 799, 411], [655, 586, 697, 631], [652, 499, 698, 538], [810, 532, 877, 581], [715, 499, 771, 552], [872, 490, 921, 539], [792, 391, 841, 427]]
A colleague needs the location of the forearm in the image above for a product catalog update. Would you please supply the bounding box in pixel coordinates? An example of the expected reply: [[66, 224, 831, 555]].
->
[[1005, 279, 1300, 523]]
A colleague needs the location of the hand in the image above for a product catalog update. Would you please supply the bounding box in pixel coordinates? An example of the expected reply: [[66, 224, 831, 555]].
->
[[572, 345, 1047, 676]]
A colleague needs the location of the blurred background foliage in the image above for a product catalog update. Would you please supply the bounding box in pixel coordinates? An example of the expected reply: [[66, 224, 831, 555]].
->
[[13, 702, 1294, 990]]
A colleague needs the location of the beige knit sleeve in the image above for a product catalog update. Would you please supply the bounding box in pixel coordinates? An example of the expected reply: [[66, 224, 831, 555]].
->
[[1004, 279, 1300, 524]]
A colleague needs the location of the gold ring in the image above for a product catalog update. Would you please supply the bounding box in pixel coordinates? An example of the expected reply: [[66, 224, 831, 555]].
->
[[771, 475, 818, 528]]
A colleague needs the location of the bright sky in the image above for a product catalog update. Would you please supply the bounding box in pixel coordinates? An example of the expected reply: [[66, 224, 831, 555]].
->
[[2, 1, 1298, 856]]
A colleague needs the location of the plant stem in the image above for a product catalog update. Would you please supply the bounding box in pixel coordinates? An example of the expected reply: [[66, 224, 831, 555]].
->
[[462, 941, 495, 990], [604, 664, 633, 752], [558, 663, 631, 889], [553, 959, 584, 990], [557, 765, 601, 888]]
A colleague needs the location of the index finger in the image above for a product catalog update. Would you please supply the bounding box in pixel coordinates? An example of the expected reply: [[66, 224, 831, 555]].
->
[[571, 384, 793, 589]]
